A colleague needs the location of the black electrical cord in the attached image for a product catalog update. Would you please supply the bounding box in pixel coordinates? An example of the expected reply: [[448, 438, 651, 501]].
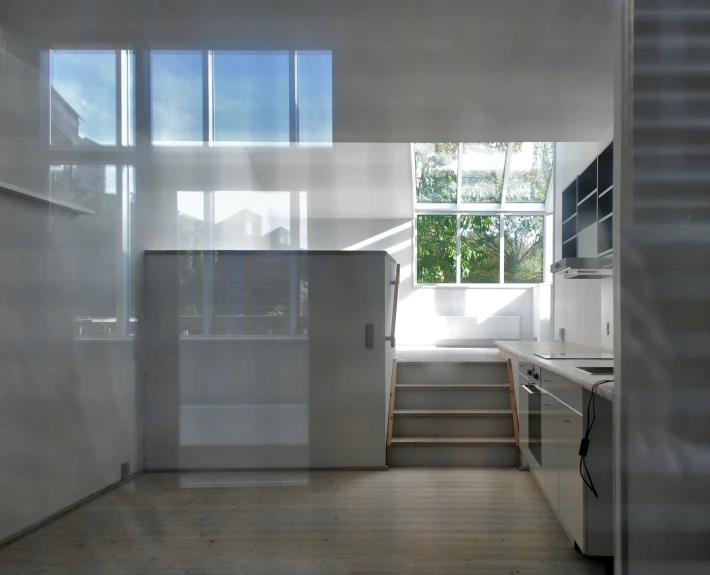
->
[[579, 379, 613, 498]]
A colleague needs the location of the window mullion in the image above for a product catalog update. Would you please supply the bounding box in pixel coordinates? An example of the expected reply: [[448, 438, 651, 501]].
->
[[290, 51, 299, 144], [456, 214, 461, 284], [203, 191, 215, 336], [203, 50, 211, 146], [457, 143, 463, 210], [115, 49, 122, 147], [117, 166, 128, 336], [499, 214, 505, 284], [500, 142, 513, 208]]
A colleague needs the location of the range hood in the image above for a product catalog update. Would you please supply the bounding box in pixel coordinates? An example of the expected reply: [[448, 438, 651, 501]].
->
[[550, 257, 613, 280]]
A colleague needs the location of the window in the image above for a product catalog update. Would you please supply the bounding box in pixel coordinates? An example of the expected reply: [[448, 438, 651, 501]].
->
[[415, 142, 552, 285], [50, 164, 134, 335], [50, 50, 134, 146], [298, 51, 334, 144], [151, 51, 204, 146], [175, 190, 305, 338], [213, 51, 290, 144], [150, 50, 332, 146]]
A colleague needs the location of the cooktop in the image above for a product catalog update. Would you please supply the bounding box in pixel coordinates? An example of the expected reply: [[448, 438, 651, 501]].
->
[[534, 352, 613, 360]]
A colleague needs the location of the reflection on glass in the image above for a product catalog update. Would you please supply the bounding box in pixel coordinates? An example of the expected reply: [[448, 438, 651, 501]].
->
[[416, 215, 456, 283], [127, 166, 137, 335], [504, 215, 544, 283], [414, 143, 458, 203], [461, 143, 506, 202], [298, 51, 333, 145], [213, 52, 290, 144], [506, 142, 554, 202], [178, 191, 205, 335], [213, 252, 292, 336], [51, 164, 120, 335], [461, 215, 500, 283], [214, 191, 291, 249], [151, 51, 204, 145], [51, 51, 117, 146]]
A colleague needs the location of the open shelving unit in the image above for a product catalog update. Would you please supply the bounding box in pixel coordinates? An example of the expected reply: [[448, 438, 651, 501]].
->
[[560, 141, 613, 259]]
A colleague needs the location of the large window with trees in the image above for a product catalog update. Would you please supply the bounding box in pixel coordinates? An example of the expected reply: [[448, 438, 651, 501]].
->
[[415, 143, 553, 285]]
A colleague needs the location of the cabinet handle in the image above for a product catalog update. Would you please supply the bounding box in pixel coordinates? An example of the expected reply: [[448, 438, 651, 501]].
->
[[544, 403, 552, 407], [563, 419, 571, 423]]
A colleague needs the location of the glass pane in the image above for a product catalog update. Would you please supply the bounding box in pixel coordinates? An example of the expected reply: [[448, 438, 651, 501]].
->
[[460, 143, 506, 202], [213, 252, 292, 336], [460, 215, 501, 284], [151, 51, 204, 145], [177, 191, 205, 335], [506, 142, 554, 202], [414, 143, 458, 203], [297, 51, 333, 144], [213, 51, 290, 144], [504, 215, 544, 283], [51, 50, 117, 146], [214, 191, 291, 249], [50, 165, 120, 336], [416, 215, 456, 283]]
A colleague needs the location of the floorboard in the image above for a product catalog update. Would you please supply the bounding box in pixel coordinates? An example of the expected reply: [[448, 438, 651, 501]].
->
[[0, 469, 609, 574]]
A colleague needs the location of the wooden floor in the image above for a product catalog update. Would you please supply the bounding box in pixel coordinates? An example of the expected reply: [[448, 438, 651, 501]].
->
[[0, 469, 609, 574]]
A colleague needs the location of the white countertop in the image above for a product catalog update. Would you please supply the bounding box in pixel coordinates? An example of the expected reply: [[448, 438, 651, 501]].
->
[[495, 340, 615, 402]]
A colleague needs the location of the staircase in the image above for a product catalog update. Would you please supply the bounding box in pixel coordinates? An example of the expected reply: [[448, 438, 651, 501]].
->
[[389, 361, 517, 467]]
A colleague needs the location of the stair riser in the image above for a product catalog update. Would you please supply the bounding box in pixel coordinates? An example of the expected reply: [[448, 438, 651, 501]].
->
[[397, 364, 508, 385], [396, 390, 510, 410], [394, 417, 513, 438], [390, 445, 516, 467]]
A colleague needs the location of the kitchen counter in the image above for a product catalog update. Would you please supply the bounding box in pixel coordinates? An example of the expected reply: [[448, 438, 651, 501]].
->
[[495, 341, 614, 402]]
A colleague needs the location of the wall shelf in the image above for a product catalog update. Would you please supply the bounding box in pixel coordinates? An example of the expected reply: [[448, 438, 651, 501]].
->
[[0, 180, 94, 215]]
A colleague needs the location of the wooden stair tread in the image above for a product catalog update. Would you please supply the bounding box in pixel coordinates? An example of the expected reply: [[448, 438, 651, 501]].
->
[[391, 437, 516, 446], [396, 384, 509, 391], [394, 409, 512, 418]]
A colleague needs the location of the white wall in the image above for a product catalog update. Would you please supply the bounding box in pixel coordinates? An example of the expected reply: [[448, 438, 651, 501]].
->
[[553, 128, 613, 348], [307, 217, 537, 344], [0, 41, 140, 542], [0, 0, 615, 143]]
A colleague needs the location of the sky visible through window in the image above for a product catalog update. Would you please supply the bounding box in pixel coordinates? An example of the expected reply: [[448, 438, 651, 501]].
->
[[51, 49, 332, 146]]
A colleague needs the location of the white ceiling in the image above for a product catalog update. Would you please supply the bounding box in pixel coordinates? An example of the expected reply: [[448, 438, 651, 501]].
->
[[2, 0, 615, 143]]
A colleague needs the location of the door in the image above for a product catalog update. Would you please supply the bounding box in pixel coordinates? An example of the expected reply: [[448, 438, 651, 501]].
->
[[539, 393, 560, 514], [558, 406, 585, 550]]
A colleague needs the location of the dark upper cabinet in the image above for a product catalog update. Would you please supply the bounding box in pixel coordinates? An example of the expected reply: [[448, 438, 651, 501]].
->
[[598, 142, 613, 193], [559, 142, 613, 258], [578, 159, 598, 200], [562, 181, 578, 222]]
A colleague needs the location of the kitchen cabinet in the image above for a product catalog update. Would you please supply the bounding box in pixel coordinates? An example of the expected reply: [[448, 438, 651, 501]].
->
[[558, 408, 585, 549], [539, 394, 560, 513]]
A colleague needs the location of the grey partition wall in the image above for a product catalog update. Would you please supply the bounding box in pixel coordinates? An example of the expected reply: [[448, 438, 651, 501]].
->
[[142, 250, 395, 470], [616, 2, 710, 573]]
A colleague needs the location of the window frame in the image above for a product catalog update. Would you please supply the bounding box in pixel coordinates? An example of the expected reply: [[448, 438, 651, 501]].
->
[[413, 143, 554, 287], [149, 49, 332, 148]]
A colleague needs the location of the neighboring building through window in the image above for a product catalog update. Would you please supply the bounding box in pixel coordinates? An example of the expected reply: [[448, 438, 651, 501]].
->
[[414, 143, 553, 285]]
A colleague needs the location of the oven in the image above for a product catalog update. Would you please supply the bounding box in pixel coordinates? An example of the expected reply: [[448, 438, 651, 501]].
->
[[520, 365, 542, 467]]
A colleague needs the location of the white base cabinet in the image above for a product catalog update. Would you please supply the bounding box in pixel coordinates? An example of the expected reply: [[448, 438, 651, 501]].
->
[[526, 368, 612, 556]]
